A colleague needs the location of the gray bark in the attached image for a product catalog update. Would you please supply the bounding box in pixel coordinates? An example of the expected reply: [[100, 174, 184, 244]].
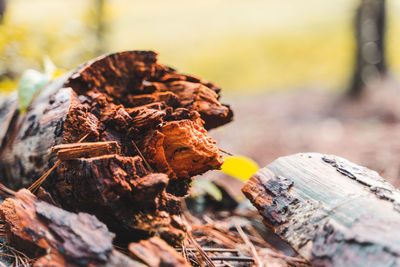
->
[[349, 0, 387, 96]]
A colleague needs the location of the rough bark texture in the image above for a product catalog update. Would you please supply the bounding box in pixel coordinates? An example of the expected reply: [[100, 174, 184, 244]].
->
[[0, 189, 146, 267], [242, 153, 400, 267], [0, 51, 233, 245]]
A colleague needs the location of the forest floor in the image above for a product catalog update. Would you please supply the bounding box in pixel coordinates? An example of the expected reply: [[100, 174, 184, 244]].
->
[[3, 76, 400, 266], [183, 78, 400, 264], [208, 78, 400, 191]]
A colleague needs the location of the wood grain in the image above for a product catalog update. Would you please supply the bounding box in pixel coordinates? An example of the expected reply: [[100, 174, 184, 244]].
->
[[52, 141, 121, 160]]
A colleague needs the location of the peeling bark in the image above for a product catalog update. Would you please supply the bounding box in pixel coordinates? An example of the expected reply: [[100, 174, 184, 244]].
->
[[0, 51, 232, 245], [243, 153, 400, 266]]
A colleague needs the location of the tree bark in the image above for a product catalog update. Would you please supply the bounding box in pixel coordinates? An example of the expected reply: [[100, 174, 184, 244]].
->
[[0, 189, 146, 266], [0, 188, 188, 266], [0, 0, 6, 22], [0, 50, 233, 245], [242, 153, 400, 266], [349, 0, 386, 97]]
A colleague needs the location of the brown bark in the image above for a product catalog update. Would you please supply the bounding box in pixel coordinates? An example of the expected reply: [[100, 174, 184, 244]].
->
[[0, 189, 146, 266], [0, 50, 233, 245], [242, 153, 400, 266]]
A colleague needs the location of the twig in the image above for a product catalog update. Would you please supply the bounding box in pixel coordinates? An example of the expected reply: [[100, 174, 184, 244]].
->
[[235, 225, 262, 267], [177, 248, 239, 253], [218, 148, 233, 156], [181, 239, 190, 263], [28, 133, 89, 193], [209, 256, 254, 262], [0, 242, 32, 266], [0, 183, 16, 197], [186, 247, 202, 266], [186, 231, 215, 267], [28, 161, 60, 193]]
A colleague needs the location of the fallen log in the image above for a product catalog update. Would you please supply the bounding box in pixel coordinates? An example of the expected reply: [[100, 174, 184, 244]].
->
[[0, 50, 233, 245], [242, 153, 400, 267]]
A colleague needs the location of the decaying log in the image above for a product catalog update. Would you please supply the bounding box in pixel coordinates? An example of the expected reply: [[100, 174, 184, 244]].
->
[[0, 51, 233, 244], [55, 155, 185, 243], [0, 189, 146, 266], [242, 153, 400, 267]]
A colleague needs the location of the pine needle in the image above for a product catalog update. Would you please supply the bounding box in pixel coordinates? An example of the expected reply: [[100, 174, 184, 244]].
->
[[28, 133, 89, 193], [235, 224, 262, 267], [181, 239, 190, 263], [186, 231, 215, 267], [131, 140, 154, 172], [218, 148, 233, 156], [28, 160, 60, 193]]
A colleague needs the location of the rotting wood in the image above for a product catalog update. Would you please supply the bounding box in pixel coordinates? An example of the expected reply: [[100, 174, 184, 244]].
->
[[0, 50, 233, 245], [242, 152, 400, 267], [52, 141, 121, 160], [0, 188, 146, 267]]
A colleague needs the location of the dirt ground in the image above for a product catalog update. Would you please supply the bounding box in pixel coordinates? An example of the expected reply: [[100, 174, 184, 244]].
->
[[208, 79, 400, 188]]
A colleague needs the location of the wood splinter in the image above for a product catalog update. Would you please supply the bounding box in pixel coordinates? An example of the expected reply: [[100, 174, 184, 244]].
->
[[52, 141, 121, 161]]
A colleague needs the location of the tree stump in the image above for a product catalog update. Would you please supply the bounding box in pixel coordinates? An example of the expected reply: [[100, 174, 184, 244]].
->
[[243, 153, 400, 266], [0, 51, 233, 245]]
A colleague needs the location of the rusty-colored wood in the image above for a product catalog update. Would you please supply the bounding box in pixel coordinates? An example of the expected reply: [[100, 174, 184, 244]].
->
[[0, 189, 146, 266], [52, 141, 121, 160], [0, 50, 233, 245], [243, 153, 400, 267]]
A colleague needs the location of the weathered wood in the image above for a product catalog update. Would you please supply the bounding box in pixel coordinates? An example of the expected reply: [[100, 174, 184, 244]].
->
[[242, 153, 400, 267], [52, 141, 121, 160], [0, 50, 233, 245]]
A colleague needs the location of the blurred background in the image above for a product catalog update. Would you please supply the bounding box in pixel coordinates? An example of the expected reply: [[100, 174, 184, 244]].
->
[[1, 0, 400, 186]]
